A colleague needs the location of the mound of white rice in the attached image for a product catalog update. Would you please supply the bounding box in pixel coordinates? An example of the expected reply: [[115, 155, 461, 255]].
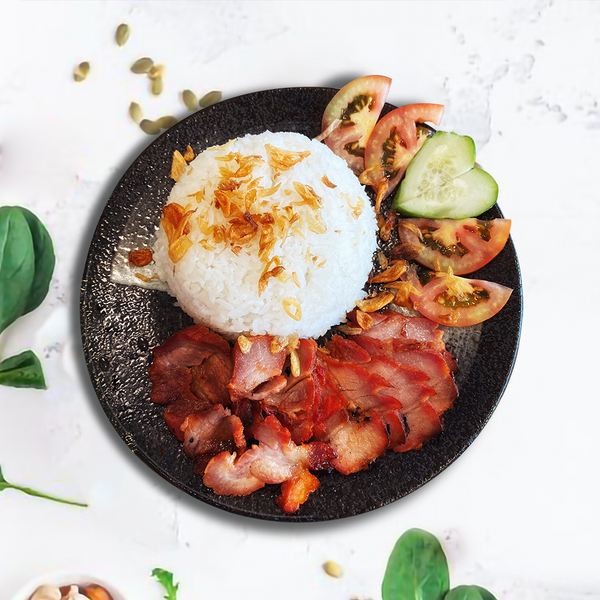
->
[[153, 131, 378, 339]]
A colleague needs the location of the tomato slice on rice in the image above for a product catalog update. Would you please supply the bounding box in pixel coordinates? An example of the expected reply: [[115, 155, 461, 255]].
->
[[397, 218, 511, 275]]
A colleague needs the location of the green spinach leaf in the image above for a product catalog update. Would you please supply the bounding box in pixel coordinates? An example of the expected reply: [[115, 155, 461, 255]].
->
[[15, 206, 55, 315], [382, 528, 450, 600], [0, 464, 87, 507], [445, 585, 498, 600], [0, 207, 35, 334], [0, 350, 46, 389], [152, 568, 179, 600]]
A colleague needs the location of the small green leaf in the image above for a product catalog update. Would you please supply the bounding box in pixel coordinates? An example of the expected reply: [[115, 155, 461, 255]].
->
[[0, 464, 87, 507], [0, 350, 46, 389], [382, 528, 450, 600], [445, 585, 498, 600], [0, 206, 35, 334], [152, 568, 179, 600], [15, 206, 55, 316]]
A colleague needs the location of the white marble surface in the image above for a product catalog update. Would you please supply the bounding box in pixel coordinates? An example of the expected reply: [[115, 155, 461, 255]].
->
[[1, 1, 599, 598]]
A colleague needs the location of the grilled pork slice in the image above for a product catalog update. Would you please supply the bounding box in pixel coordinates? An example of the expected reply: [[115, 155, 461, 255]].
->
[[181, 404, 246, 475], [228, 335, 287, 401], [351, 336, 458, 416], [203, 415, 336, 509], [347, 308, 445, 350], [316, 408, 390, 475], [149, 324, 233, 407], [262, 338, 321, 444]]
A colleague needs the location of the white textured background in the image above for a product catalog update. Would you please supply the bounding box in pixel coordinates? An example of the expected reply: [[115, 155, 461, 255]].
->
[[0, 1, 598, 599]]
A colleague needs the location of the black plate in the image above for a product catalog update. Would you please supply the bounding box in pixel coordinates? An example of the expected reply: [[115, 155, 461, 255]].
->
[[80, 87, 522, 522]]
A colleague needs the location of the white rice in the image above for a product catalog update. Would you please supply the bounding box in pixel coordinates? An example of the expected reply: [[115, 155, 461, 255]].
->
[[153, 131, 378, 339]]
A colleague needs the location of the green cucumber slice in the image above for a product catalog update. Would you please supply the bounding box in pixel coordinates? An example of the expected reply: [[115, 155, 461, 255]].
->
[[395, 131, 476, 205], [393, 168, 499, 219]]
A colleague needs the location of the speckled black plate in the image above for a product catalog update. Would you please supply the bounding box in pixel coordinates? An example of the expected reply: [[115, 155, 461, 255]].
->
[[80, 87, 522, 522]]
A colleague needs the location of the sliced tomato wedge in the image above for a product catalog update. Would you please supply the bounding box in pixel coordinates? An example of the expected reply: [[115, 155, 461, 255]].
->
[[411, 271, 512, 327], [321, 75, 392, 175], [361, 104, 445, 210], [398, 218, 511, 275]]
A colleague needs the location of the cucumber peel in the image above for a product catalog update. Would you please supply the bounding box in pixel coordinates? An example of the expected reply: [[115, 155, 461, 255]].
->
[[392, 131, 498, 219]]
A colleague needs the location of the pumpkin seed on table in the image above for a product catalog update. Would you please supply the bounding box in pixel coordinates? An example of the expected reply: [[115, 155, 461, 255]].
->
[[155, 115, 178, 129], [148, 64, 164, 80], [151, 76, 163, 96], [182, 89, 198, 111], [322, 560, 342, 578], [129, 102, 143, 124], [131, 57, 154, 74], [73, 61, 90, 82], [139, 119, 161, 135], [199, 90, 222, 108], [115, 23, 130, 46]]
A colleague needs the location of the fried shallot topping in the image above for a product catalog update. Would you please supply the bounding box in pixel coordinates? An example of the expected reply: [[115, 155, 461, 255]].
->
[[129, 248, 153, 266], [135, 273, 160, 282], [321, 174, 337, 189], [355, 291, 395, 313], [282, 297, 302, 321], [265, 144, 310, 172], [369, 259, 408, 284], [355, 309, 373, 330], [238, 335, 252, 354], [183, 144, 195, 162], [161, 202, 197, 263], [171, 150, 187, 181]]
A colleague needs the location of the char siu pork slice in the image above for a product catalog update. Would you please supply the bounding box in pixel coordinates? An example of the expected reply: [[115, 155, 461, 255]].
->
[[320, 355, 401, 414], [228, 335, 287, 401], [347, 308, 445, 350], [149, 324, 233, 406], [264, 376, 320, 444], [393, 400, 442, 452], [316, 407, 390, 475], [351, 336, 458, 416], [326, 335, 371, 364], [180, 404, 246, 475], [203, 415, 336, 504], [262, 339, 321, 444], [319, 354, 407, 449], [276, 469, 321, 514], [163, 395, 212, 441]]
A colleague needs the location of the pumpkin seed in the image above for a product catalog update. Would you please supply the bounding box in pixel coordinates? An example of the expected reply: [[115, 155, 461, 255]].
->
[[182, 89, 198, 111], [139, 119, 161, 135], [151, 76, 163, 96], [322, 560, 342, 578], [131, 57, 154, 74], [156, 115, 178, 129], [199, 90, 222, 108], [73, 61, 90, 82], [116, 23, 130, 46], [148, 64, 164, 80], [129, 102, 143, 124]]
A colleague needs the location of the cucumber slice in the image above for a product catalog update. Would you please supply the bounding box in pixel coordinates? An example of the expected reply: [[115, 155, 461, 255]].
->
[[395, 131, 476, 205], [394, 168, 499, 219]]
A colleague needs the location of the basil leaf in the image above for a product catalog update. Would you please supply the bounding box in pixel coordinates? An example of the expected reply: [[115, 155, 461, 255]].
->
[[445, 585, 498, 600], [382, 528, 450, 600], [0, 350, 46, 389], [15, 206, 55, 315], [0, 207, 35, 334]]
